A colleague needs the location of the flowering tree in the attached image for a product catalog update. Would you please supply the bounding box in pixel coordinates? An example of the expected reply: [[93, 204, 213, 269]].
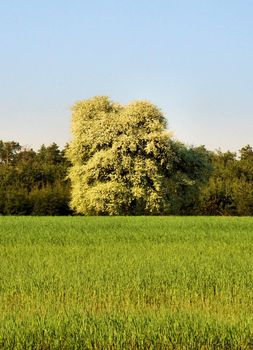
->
[[67, 96, 177, 215]]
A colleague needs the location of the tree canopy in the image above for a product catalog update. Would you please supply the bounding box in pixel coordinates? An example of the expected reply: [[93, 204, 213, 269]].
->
[[0, 142, 71, 215], [67, 96, 210, 215]]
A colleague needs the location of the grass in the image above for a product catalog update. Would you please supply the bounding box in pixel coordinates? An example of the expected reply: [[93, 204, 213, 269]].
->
[[0, 216, 253, 349]]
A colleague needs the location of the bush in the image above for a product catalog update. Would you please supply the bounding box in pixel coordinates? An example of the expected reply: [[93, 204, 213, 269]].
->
[[3, 190, 32, 215], [29, 185, 72, 216]]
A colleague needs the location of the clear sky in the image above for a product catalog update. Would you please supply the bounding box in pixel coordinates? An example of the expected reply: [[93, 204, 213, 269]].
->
[[1, 0, 252, 151]]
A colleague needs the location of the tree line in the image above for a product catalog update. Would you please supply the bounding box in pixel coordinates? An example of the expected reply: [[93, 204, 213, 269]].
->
[[0, 140, 252, 216], [0, 141, 72, 215], [1, 97, 252, 216]]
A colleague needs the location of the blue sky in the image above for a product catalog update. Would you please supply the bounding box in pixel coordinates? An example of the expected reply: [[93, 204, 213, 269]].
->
[[0, 0, 252, 151]]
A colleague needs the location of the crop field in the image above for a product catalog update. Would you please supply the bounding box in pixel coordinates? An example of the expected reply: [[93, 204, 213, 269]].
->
[[0, 217, 253, 349]]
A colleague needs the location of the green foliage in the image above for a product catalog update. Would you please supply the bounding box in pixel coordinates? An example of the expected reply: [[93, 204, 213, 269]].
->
[[0, 142, 71, 216], [37, 143, 66, 165], [2, 190, 31, 215], [29, 185, 72, 216], [199, 147, 253, 215], [0, 141, 21, 165], [166, 143, 212, 214], [1, 216, 253, 348], [67, 96, 210, 215]]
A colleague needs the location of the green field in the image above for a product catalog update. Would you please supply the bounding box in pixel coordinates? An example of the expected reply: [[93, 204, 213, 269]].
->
[[0, 217, 253, 349]]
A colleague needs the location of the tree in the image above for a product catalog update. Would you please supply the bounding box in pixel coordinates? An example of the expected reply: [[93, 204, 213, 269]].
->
[[239, 145, 253, 161], [37, 143, 64, 164], [67, 96, 210, 215], [167, 143, 212, 214], [199, 147, 253, 216], [0, 140, 71, 216], [16, 147, 36, 164], [0, 141, 21, 165]]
